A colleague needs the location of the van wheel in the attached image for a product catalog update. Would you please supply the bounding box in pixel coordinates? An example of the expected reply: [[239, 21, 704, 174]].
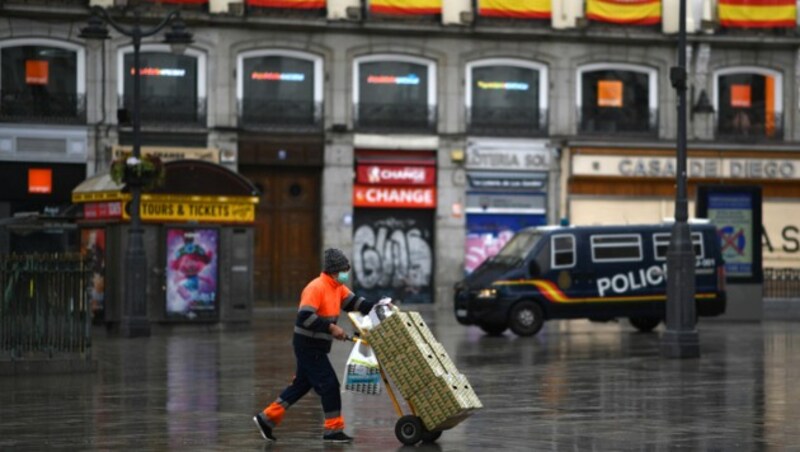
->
[[479, 324, 507, 336], [629, 317, 661, 332], [509, 301, 544, 336]]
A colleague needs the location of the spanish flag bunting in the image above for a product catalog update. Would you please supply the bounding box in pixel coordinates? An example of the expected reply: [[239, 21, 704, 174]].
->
[[586, 0, 661, 25], [718, 0, 796, 28], [370, 0, 442, 15], [479, 0, 552, 19], [247, 0, 325, 8]]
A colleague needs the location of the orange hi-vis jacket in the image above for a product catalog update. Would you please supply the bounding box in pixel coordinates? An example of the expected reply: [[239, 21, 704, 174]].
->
[[293, 272, 374, 352]]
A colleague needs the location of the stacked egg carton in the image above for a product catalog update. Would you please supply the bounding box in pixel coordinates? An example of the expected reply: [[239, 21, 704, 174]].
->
[[366, 310, 482, 431]]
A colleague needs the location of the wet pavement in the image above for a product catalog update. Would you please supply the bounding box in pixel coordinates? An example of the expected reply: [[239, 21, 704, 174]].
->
[[2, 306, 799, 451]]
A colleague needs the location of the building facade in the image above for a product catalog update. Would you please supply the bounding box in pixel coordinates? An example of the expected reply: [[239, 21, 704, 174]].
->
[[1, 0, 798, 307]]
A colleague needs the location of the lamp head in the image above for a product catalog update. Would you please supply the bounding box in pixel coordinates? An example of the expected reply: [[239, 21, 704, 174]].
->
[[164, 15, 193, 55], [79, 13, 110, 41], [692, 89, 715, 114]]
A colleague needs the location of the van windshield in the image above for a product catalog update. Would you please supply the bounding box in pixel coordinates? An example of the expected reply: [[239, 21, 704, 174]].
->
[[494, 230, 543, 265]]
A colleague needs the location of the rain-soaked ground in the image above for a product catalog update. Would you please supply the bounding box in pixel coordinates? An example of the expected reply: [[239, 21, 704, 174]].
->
[[1, 305, 799, 451]]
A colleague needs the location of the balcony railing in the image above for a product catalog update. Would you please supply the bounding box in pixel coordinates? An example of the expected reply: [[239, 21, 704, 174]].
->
[[0, 91, 86, 124], [119, 95, 206, 128], [578, 106, 658, 136], [238, 100, 322, 132], [467, 106, 548, 137], [354, 103, 437, 134], [716, 109, 784, 141]]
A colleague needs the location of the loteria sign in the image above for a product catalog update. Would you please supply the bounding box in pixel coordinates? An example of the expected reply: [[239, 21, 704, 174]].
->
[[356, 165, 435, 186], [353, 185, 436, 209]]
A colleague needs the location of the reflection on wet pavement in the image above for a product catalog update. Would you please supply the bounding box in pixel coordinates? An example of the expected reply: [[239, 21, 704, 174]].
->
[[1, 307, 798, 450]]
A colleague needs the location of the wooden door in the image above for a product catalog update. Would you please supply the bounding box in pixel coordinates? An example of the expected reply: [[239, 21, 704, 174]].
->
[[241, 167, 321, 307]]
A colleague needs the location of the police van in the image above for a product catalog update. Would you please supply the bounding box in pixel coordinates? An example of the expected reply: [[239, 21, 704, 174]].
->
[[454, 222, 726, 336]]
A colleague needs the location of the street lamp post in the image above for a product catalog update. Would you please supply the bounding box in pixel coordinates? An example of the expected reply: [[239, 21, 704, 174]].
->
[[80, 7, 192, 337], [662, 0, 699, 358]]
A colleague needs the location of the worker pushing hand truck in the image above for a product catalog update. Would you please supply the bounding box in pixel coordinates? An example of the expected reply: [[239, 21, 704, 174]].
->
[[345, 303, 482, 446]]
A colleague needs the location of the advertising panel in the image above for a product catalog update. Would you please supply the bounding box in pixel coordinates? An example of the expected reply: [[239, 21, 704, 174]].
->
[[84, 201, 123, 220], [356, 164, 435, 186], [353, 185, 436, 209], [123, 52, 198, 118], [696, 185, 763, 283], [465, 214, 546, 274], [81, 228, 106, 319], [241, 55, 316, 124], [708, 194, 753, 277], [353, 209, 434, 304], [166, 228, 219, 320], [472, 65, 539, 109], [359, 61, 428, 107]]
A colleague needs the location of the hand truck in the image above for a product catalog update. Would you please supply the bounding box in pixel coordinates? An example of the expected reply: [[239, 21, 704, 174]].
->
[[346, 311, 445, 446]]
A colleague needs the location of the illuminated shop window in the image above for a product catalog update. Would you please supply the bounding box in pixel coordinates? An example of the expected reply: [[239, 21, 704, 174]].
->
[[466, 59, 548, 137], [713, 67, 783, 141], [353, 54, 436, 133], [0, 39, 85, 124], [118, 46, 206, 127], [237, 50, 322, 130], [577, 63, 657, 135]]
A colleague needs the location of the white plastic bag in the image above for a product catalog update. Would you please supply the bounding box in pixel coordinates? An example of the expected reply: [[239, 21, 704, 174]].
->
[[368, 297, 395, 328], [343, 340, 382, 395]]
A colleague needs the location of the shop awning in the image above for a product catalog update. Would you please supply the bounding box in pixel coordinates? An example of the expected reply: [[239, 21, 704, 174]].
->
[[71, 161, 260, 224], [72, 172, 124, 203]]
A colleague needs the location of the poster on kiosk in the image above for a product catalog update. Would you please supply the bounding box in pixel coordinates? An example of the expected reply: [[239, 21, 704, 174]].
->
[[165, 227, 219, 320]]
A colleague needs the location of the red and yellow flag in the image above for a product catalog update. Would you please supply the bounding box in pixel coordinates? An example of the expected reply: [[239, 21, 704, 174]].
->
[[369, 0, 442, 15], [718, 0, 796, 28], [479, 0, 552, 19], [586, 0, 661, 25], [247, 0, 325, 8]]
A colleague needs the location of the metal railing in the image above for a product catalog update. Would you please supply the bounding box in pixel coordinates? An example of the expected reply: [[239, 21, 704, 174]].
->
[[119, 95, 207, 128], [578, 106, 658, 136], [764, 268, 800, 300], [0, 90, 86, 124], [238, 99, 323, 132], [1, 254, 91, 360], [354, 103, 437, 134], [467, 106, 548, 137], [716, 110, 784, 141]]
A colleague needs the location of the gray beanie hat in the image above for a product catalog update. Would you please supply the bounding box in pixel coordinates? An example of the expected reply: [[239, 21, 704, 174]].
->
[[323, 248, 350, 274]]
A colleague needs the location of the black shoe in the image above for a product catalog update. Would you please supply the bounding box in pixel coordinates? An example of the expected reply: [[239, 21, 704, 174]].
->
[[253, 413, 277, 442], [323, 432, 353, 443]]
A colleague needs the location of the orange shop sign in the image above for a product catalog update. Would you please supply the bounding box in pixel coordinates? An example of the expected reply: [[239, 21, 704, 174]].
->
[[353, 185, 436, 209], [28, 168, 52, 194], [597, 80, 623, 107], [25, 60, 49, 85], [730, 84, 752, 108]]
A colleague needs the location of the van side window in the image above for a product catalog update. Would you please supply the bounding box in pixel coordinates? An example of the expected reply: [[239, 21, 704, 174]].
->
[[653, 232, 705, 260], [591, 234, 642, 262], [551, 234, 575, 269]]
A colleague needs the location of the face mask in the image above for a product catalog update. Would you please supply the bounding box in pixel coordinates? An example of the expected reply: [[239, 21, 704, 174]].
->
[[336, 271, 350, 284]]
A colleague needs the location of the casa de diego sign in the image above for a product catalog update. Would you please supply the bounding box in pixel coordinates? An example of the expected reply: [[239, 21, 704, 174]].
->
[[573, 155, 800, 180]]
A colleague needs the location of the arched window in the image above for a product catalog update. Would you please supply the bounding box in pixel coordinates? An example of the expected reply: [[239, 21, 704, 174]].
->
[[713, 67, 783, 140], [353, 54, 437, 133], [577, 63, 658, 135], [117, 45, 206, 127], [465, 58, 548, 136], [0, 38, 85, 123], [236, 50, 323, 130]]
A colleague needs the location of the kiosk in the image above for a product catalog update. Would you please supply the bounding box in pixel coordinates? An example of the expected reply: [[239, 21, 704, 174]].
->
[[71, 160, 258, 327]]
